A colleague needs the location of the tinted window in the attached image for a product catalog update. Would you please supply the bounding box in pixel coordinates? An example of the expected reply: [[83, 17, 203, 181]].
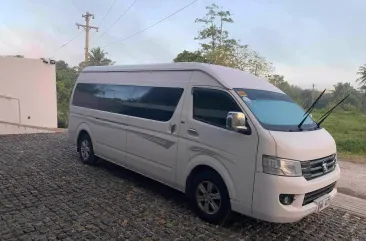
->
[[72, 83, 103, 109], [127, 86, 184, 121], [72, 83, 184, 122], [193, 88, 241, 128], [98, 85, 134, 114]]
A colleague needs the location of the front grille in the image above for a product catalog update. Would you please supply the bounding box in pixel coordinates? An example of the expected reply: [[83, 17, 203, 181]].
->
[[303, 182, 336, 206], [301, 154, 337, 180]]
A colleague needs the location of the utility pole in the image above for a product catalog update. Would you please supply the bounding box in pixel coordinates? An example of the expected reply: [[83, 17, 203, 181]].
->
[[76, 12, 98, 62], [312, 84, 315, 102]]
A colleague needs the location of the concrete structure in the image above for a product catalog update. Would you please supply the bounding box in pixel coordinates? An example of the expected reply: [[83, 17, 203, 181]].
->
[[0, 57, 57, 134]]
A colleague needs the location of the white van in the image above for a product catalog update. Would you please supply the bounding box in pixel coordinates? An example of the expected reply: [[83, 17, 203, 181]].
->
[[68, 63, 340, 224]]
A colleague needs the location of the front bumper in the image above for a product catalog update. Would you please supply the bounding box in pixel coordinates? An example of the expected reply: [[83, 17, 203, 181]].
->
[[251, 164, 340, 223]]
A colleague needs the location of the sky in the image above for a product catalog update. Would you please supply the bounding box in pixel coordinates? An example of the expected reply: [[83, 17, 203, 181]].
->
[[0, 0, 365, 90]]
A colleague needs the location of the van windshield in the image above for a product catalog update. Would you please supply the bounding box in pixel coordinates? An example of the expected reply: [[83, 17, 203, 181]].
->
[[234, 88, 318, 132]]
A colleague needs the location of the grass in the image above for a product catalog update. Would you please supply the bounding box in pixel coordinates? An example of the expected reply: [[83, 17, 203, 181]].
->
[[312, 110, 366, 161]]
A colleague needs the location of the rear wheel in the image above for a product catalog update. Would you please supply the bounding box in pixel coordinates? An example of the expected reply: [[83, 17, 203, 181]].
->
[[78, 133, 97, 164], [189, 170, 231, 224]]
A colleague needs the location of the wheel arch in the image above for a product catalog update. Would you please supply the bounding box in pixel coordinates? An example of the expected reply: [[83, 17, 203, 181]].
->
[[185, 157, 236, 200], [76, 122, 92, 152]]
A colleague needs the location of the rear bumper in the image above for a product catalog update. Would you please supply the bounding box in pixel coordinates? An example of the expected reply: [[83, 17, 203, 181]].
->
[[250, 164, 340, 223]]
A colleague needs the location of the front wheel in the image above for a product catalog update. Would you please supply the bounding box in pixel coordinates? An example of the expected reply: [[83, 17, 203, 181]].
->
[[189, 170, 231, 224], [78, 134, 97, 164]]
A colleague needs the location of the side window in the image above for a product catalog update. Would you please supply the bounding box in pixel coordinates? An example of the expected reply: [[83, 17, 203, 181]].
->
[[97, 84, 134, 114], [72, 83, 103, 109], [72, 83, 184, 122], [127, 86, 184, 121], [193, 88, 241, 128]]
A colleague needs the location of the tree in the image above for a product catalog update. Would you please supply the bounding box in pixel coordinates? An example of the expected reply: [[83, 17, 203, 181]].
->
[[55, 61, 78, 127], [76, 47, 114, 73], [357, 64, 366, 88], [173, 50, 208, 63], [56, 60, 69, 72], [173, 3, 273, 77], [88, 47, 114, 66], [355, 65, 366, 112], [194, 4, 236, 61], [76, 61, 89, 73], [329, 82, 362, 111], [268, 74, 285, 87]]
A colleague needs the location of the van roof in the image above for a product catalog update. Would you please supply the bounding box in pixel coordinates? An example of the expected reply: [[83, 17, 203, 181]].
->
[[83, 62, 282, 93]]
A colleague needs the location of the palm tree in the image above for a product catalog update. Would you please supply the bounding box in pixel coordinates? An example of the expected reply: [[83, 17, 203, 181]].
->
[[88, 47, 114, 66], [356, 64, 366, 87]]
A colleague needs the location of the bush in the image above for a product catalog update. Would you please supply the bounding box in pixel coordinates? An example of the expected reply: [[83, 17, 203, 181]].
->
[[57, 111, 68, 128]]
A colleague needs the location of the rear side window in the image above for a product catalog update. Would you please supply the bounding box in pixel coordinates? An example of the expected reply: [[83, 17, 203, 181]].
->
[[127, 86, 184, 121], [192, 88, 241, 128], [72, 83, 102, 110], [72, 83, 184, 122]]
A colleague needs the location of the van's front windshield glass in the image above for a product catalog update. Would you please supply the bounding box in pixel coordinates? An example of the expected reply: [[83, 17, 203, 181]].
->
[[234, 88, 318, 132]]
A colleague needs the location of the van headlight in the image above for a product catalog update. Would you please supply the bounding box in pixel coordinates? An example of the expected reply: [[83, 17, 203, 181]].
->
[[262, 155, 302, 177]]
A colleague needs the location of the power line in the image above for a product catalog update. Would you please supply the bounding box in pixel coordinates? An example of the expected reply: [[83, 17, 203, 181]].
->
[[54, 31, 83, 52], [90, 0, 117, 38], [51, 30, 84, 58], [96, 0, 137, 41], [98, 0, 117, 27], [102, 0, 198, 49]]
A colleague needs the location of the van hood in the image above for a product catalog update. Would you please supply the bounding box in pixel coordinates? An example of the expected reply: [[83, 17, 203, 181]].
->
[[269, 128, 336, 161]]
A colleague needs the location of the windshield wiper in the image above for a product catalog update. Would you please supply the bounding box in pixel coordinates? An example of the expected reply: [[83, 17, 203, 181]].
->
[[317, 94, 350, 127], [298, 89, 326, 130]]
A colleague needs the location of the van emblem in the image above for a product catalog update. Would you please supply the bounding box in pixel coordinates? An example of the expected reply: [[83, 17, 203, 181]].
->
[[322, 161, 328, 173]]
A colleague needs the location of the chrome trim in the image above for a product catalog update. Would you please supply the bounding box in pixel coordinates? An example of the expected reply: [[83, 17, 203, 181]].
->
[[187, 128, 199, 136]]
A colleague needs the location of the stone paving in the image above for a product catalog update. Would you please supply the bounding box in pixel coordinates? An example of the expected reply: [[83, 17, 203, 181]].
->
[[0, 133, 366, 241]]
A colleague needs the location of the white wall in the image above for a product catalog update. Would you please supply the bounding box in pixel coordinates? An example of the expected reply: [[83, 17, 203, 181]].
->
[[0, 122, 56, 134], [0, 97, 19, 123], [0, 57, 57, 130]]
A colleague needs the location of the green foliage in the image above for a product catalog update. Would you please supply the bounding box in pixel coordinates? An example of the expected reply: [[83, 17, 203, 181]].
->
[[88, 47, 114, 66], [56, 61, 78, 127], [313, 110, 366, 155], [56, 48, 113, 127], [357, 64, 366, 89], [173, 50, 208, 63], [269, 76, 366, 114], [174, 3, 273, 77], [268, 74, 285, 86]]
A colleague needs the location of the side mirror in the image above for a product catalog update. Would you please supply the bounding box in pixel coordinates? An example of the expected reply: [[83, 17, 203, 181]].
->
[[226, 112, 249, 133]]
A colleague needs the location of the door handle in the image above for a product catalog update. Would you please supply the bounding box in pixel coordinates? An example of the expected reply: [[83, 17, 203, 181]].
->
[[188, 128, 199, 137]]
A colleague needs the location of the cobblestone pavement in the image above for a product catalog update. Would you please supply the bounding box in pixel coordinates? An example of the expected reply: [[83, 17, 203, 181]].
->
[[0, 134, 366, 241]]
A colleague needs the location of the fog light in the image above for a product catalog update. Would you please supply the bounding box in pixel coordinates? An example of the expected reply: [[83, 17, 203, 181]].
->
[[279, 194, 294, 205]]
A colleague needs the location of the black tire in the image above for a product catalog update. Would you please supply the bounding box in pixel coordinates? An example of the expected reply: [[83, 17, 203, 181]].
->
[[78, 133, 97, 165], [188, 170, 231, 224]]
